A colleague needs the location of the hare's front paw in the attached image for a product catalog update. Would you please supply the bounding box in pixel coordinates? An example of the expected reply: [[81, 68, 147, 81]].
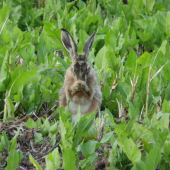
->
[[70, 81, 89, 94]]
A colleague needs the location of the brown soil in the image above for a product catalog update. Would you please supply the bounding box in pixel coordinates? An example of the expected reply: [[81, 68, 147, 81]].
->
[[0, 114, 109, 170]]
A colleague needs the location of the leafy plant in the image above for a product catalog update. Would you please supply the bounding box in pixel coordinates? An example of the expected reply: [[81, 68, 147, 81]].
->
[[0, 0, 170, 169]]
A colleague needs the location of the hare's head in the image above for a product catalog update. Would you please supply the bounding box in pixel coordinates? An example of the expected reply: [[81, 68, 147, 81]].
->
[[61, 28, 95, 82]]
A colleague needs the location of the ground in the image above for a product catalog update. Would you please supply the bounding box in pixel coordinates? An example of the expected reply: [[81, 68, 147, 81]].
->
[[0, 113, 109, 170]]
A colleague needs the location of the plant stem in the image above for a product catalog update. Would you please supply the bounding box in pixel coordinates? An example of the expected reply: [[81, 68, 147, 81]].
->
[[145, 66, 152, 117]]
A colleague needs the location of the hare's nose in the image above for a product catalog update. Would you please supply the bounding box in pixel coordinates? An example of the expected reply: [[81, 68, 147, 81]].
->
[[78, 61, 84, 65]]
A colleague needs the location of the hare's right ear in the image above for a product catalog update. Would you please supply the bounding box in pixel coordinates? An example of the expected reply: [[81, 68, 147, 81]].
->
[[61, 28, 77, 58], [83, 31, 96, 58]]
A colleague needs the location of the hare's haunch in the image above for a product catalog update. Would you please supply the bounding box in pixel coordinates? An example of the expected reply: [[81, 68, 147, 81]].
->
[[59, 28, 102, 123]]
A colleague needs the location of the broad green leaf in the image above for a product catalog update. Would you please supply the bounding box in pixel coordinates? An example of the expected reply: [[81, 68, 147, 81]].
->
[[160, 40, 167, 55], [41, 118, 51, 136], [165, 83, 170, 101], [95, 45, 111, 69], [132, 122, 154, 143], [46, 148, 60, 170], [43, 22, 64, 50], [26, 118, 42, 129], [104, 30, 117, 49], [34, 132, 43, 143], [7, 71, 37, 97], [49, 122, 58, 135], [166, 12, 170, 37], [73, 112, 96, 149], [79, 141, 99, 158], [105, 51, 120, 71], [59, 113, 73, 150], [114, 34, 125, 52], [132, 161, 146, 170], [50, 134, 56, 147], [0, 131, 10, 151], [137, 31, 152, 42], [144, 143, 161, 170], [154, 11, 170, 39], [159, 113, 169, 129], [125, 49, 137, 68], [162, 100, 170, 113], [62, 147, 76, 170], [5, 139, 22, 170], [117, 136, 141, 164], [137, 51, 152, 67], [0, 4, 9, 26], [142, 0, 155, 11], [100, 131, 114, 143], [117, 82, 131, 98], [80, 152, 98, 169], [0, 51, 9, 91], [163, 134, 170, 163]]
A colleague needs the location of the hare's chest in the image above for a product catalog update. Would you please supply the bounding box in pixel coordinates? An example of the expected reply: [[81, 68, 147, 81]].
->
[[68, 101, 91, 121]]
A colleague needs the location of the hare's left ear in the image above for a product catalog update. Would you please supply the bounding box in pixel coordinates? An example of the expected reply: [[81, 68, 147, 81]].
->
[[61, 28, 77, 59], [83, 32, 96, 58]]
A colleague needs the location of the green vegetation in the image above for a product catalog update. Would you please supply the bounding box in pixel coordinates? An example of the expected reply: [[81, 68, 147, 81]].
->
[[0, 0, 170, 169]]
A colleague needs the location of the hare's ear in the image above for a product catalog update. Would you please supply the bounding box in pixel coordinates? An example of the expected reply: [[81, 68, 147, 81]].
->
[[61, 28, 77, 58], [83, 31, 96, 58]]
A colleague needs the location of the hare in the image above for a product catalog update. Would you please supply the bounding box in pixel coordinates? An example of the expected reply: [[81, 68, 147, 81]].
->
[[59, 28, 102, 123]]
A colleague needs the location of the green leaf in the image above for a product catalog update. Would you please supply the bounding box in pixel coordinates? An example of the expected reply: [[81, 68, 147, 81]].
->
[[125, 49, 137, 68], [159, 113, 169, 129], [46, 147, 60, 170], [0, 4, 9, 25], [29, 154, 43, 170], [166, 12, 170, 37], [73, 112, 96, 149], [7, 71, 37, 97], [79, 141, 99, 158], [137, 51, 152, 67], [100, 131, 114, 143], [95, 45, 111, 69], [132, 122, 154, 143], [5, 139, 22, 170], [80, 152, 98, 169], [3, 97, 15, 121], [43, 22, 64, 51], [26, 118, 42, 129], [62, 147, 76, 170], [34, 132, 43, 143], [74, 105, 81, 125], [163, 134, 170, 163], [162, 100, 170, 113], [49, 122, 58, 135], [105, 51, 120, 71], [41, 118, 51, 136], [104, 30, 117, 49], [154, 11, 170, 39], [132, 161, 146, 170], [142, 0, 155, 12], [144, 143, 161, 170], [0, 51, 9, 91], [59, 109, 73, 150], [50, 134, 56, 147], [0, 131, 10, 151], [117, 136, 141, 164]]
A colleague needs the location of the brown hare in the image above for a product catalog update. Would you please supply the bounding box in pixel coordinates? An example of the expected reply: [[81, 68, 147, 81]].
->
[[59, 28, 102, 123]]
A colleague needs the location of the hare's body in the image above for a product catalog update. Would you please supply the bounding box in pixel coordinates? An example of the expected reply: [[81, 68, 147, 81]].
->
[[59, 29, 102, 123]]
